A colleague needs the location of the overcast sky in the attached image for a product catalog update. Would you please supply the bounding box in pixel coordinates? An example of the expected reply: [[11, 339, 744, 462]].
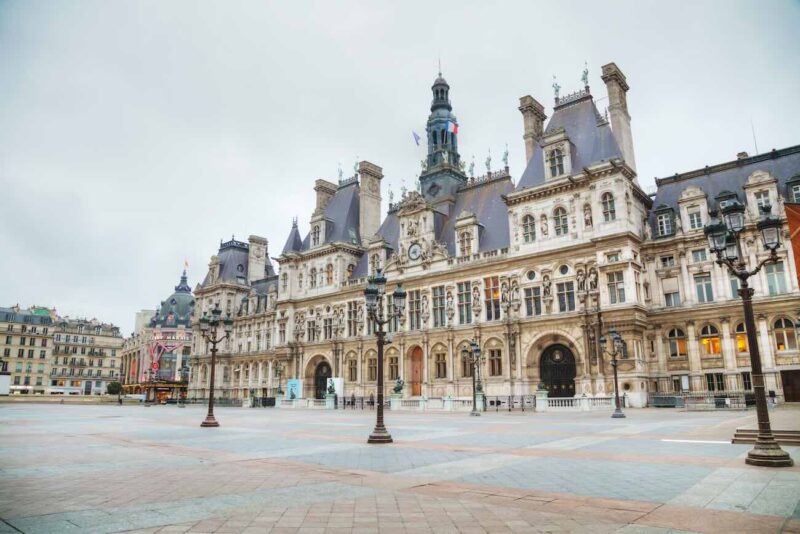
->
[[1, 1, 799, 334]]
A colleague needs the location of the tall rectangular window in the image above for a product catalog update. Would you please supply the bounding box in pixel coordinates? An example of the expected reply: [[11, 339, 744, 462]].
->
[[657, 214, 673, 236], [488, 349, 502, 376], [688, 211, 703, 230], [388, 356, 399, 380], [323, 318, 332, 340], [484, 277, 501, 321], [706, 373, 725, 392], [607, 272, 625, 304], [368, 358, 377, 381], [755, 190, 770, 208], [766, 262, 787, 295], [432, 286, 446, 328], [457, 282, 472, 324], [347, 301, 358, 337], [524, 287, 542, 316], [385, 295, 398, 333], [348, 359, 357, 382], [691, 249, 707, 263], [279, 323, 286, 344], [557, 282, 575, 312], [741, 372, 752, 391], [694, 274, 714, 303], [729, 273, 740, 298], [792, 184, 800, 203], [408, 290, 422, 330], [660, 255, 675, 267], [434, 352, 447, 379]]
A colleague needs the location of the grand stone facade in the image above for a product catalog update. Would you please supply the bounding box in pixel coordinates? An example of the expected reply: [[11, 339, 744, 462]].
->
[[186, 63, 800, 406]]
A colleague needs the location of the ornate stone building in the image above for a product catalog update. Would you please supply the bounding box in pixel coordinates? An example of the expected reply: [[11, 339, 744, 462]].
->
[[187, 63, 800, 406], [1, 306, 55, 394], [50, 317, 123, 395], [121, 270, 194, 401]]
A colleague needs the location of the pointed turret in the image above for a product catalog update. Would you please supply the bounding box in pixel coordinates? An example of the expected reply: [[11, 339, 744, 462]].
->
[[281, 218, 304, 254]]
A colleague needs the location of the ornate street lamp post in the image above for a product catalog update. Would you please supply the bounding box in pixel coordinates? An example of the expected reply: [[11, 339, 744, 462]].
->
[[198, 304, 234, 428], [704, 203, 793, 467], [363, 269, 406, 444], [461, 339, 483, 416], [599, 328, 626, 418]]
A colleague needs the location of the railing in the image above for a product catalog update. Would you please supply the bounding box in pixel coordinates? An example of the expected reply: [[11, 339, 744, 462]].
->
[[548, 397, 579, 409], [647, 391, 762, 410]]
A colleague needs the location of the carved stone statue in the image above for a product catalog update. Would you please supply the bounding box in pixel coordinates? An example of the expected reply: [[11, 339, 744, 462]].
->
[[542, 275, 552, 297], [500, 281, 509, 305], [644, 219, 652, 240], [584, 204, 593, 227], [468, 158, 475, 177], [588, 267, 598, 291], [510, 280, 520, 303], [576, 269, 586, 292], [445, 290, 455, 320], [357, 304, 364, 325], [421, 295, 430, 325], [540, 214, 549, 237], [472, 285, 481, 309]]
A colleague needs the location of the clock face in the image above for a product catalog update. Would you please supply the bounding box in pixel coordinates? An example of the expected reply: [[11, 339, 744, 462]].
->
[[408, 243, 422, 261]]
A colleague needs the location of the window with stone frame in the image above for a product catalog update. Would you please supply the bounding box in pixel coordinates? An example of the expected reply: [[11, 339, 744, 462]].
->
[[741, 371, 752, 391], [657, 213, 673, 236], [488, 349, 502, 376], [323, 318, 332, 340], [607, 272, 625, 304], [325, 264, 334, 285], [312, 225, 321, 246], [547, 148, 564, 177], [705, 372, 725, 392], [522, 215, 536, 243], [792, 183, 800, 203], [524, 287, 542, 316], [601, 193, 616, 222], [694, 274, 713, 303], [348, 358, 357, 381], [279, 323, 286, 344], [370, 254, 380, 275], [553, 207, 569, 236], [667, 328, 687, 357], [735, 322, 748, 353], [688, 210, 703, 230], [432, 286, 446, 328], [388, 356, 399, 380], [754, 190, 770, 209], [458, 231, 473, 256], [774, 317, 797, 351], [484, 277, 501, 321], [699, 324, 721, 356], [557, 282, 575, 312], [434, 352, 447, 379], [309, 268, 317, 288], [367, 358, 377, 381], [347, 301, 358, 337], [765, 261, 787, 295], [456, 282, 472, 325], [408, 290, 422, 330]]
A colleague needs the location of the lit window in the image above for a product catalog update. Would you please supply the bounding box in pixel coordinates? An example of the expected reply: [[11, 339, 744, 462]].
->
[[325, 264, 334, 286], [774, 317, 797, 351], [735, 323, 748, 353], [700, 324, 721, 356], [667, 328, 687, 357], [484, 277, 501, 321]]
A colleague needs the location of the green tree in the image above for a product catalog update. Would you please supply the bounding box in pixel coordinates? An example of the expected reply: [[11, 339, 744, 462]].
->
[[106, 382, 122, 395]]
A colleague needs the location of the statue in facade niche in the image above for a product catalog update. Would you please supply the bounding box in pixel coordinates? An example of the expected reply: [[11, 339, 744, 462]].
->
[[445, 290, 454, 320], [472, 285, 481, 309], [500, 281, 509, 305], [576, 269, 586, 292], [588, 267, 598, 291], [540, 214, 549, 237], [542, 275, 552, 297], [510, 280, 520, 303], [584, 204, 593, 227], [421, 295, 429, 319]]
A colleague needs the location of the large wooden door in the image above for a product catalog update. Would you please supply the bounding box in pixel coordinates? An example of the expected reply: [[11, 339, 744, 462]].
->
[[410, 347, 423, 396], [540, 344, 576, 398], [314, 362, 331, 399], [781, 370, 800, 402]]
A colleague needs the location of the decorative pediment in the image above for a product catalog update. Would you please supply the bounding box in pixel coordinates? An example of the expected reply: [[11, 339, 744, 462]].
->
[[396, 191, 429, 215]]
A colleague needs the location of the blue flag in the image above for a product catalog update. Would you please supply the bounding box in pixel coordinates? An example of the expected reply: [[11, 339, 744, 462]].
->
[[412, 131, 421, 146]]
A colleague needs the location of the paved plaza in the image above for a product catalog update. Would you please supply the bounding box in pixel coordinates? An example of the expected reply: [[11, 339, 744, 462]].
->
[[0, 404, 798, 534]]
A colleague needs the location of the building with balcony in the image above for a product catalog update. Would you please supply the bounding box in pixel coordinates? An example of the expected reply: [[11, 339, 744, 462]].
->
[[50, 317, 123, 395], [0, 306, 55, 394]]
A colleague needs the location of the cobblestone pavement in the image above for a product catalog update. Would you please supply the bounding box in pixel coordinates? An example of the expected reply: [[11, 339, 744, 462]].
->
[[0, 404, 798, 533]]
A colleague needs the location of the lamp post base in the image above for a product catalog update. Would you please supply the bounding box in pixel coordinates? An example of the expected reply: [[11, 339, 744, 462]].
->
[[200, 415, 219, 428], [470, 410, 481, 417], [367, 426, 393, 444], [611, 409, 626, 419], [746, 441, 794, 467]]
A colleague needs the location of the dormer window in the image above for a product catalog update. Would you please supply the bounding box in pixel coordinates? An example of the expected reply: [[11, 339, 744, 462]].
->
[[787, 175, 800, 203], [458, 231, 473, 256], [553, 207, 569, 236], [312, 225, 321, 246], [657, 213, 673, 236], [547, 148, 564, 177], [601, 193, 616, 222], [754, 190, 770, 209], [522, 215, 536, 243]]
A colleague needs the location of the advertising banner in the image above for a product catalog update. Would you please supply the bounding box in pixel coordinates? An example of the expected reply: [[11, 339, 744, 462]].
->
[[286, 379, 303, 399]]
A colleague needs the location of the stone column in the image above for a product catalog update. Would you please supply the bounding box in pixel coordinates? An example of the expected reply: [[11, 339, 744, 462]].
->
[[686, 321, 703, 391], [679, 252, 695, 305]]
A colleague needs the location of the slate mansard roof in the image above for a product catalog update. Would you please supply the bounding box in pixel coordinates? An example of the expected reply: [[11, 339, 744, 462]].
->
[[201, 238, 277, 288], [0, 307, 54, 325], [516, 92, 622, 190], [283, 180, 362, 255], [150, 271, 195, 328], [648, 145, 800, 234]]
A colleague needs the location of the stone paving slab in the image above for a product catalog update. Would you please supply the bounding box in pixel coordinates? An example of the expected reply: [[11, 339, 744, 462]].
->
[[0, 404, 798, 533]]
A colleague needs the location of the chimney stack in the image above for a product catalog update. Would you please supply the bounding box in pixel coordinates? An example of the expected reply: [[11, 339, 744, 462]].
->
[[601, 62, 636, 173], [519, 95, 547, 162], [357, 161, 383, 243], [313, 179, 337, 215], [247, 235, 269, 283]]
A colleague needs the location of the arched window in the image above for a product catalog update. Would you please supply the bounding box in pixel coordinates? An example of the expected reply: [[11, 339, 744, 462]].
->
[[522, 215, 536, 243], [601, 193, 616, 222], [553, 207, 569, 236], [667, 328, 687, 357], [325, 264, 334, 285], [459, 231, 472, 257], [700, 325, 721, 356], [548, 148, 564, 177], [735, 323, 749, 353], [309, 268, 317, 288], [774, 317, 797, 351], [312, 225, 320, 246]]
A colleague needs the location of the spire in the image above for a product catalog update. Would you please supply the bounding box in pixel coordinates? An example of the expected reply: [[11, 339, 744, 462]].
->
[[282, 218, 304, 254], [174, 269, 191, 293]]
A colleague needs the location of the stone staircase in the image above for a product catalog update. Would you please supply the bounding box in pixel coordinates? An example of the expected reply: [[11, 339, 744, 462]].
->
[[732, 428, 800, 446]]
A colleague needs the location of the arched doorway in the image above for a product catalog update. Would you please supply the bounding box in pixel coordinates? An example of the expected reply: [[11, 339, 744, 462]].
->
[[540, 344, 576, 398], [313, 361, 331, 399], [410, 347, 423, 396]]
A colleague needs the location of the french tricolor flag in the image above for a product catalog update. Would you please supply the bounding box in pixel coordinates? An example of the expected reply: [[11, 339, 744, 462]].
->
[[446, 121, 459, 134]]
